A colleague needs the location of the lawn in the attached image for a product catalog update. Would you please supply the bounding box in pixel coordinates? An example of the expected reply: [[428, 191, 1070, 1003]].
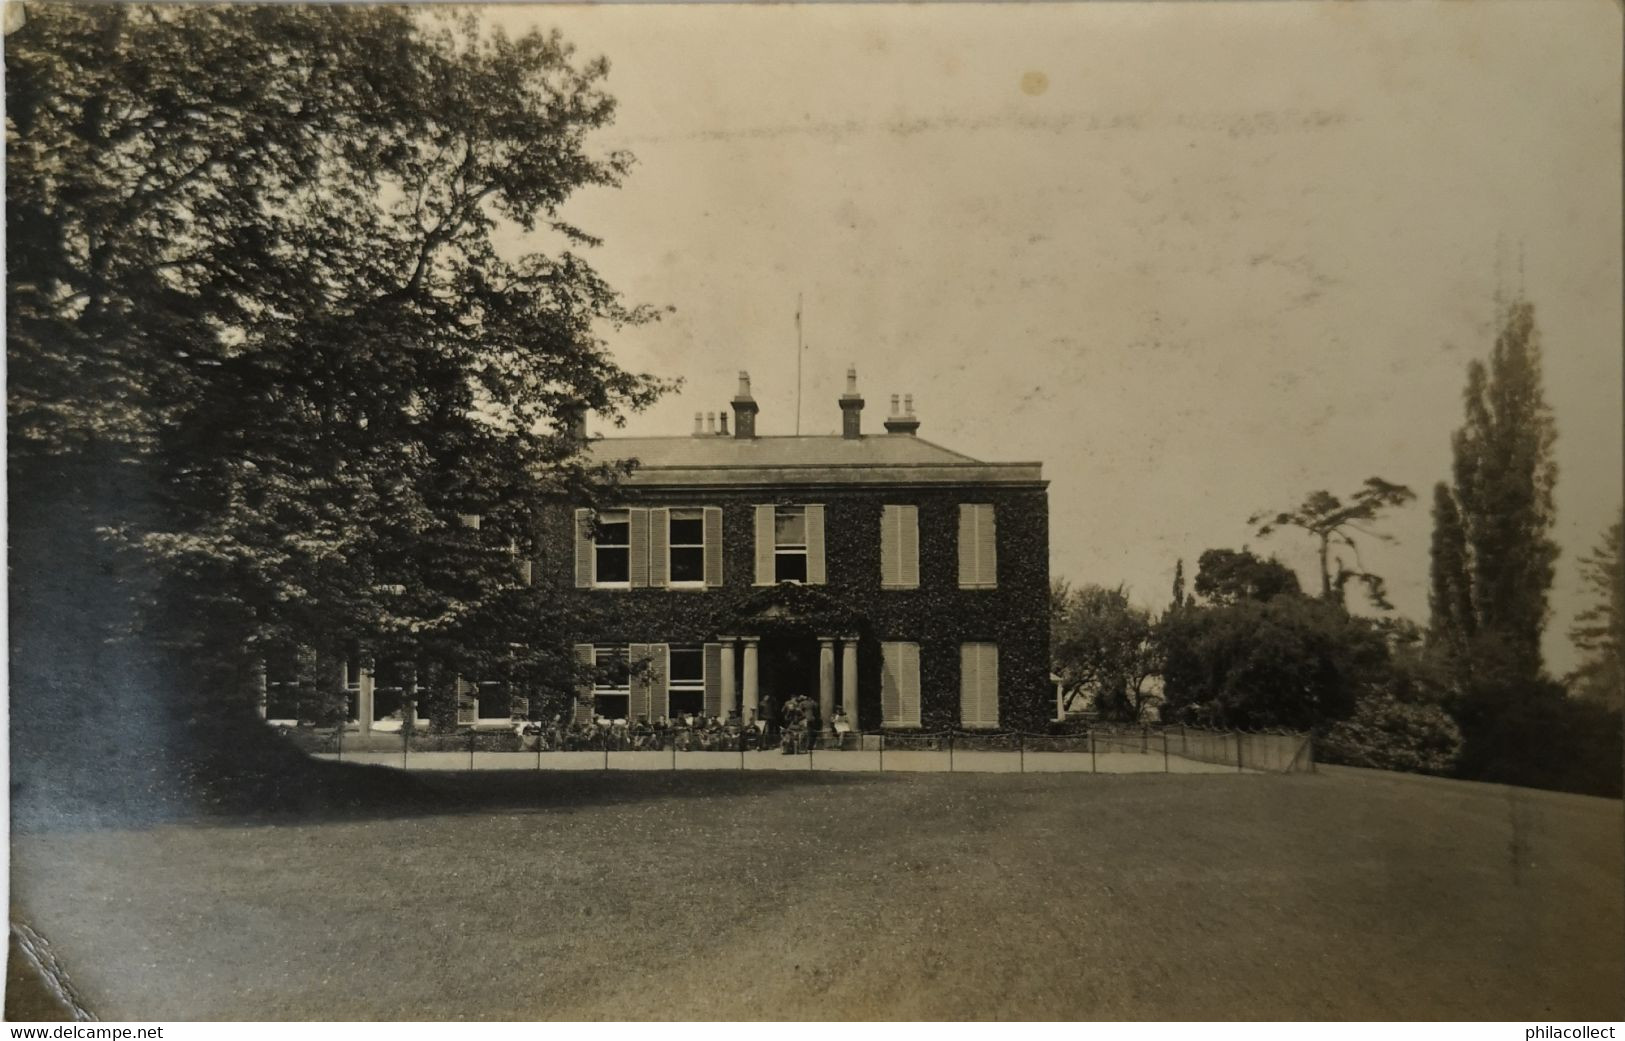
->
[[9, 767, 1623, 1020]]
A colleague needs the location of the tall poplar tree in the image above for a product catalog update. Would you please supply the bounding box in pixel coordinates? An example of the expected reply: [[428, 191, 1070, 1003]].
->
[[1428, 300, 1559, 685]]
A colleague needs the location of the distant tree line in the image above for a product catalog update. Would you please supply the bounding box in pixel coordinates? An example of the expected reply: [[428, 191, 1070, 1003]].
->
[[1053, 301, 1621, 797]]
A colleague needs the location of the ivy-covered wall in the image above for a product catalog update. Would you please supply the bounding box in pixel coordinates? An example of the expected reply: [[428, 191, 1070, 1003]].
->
[[536, 483, 1051, 731]]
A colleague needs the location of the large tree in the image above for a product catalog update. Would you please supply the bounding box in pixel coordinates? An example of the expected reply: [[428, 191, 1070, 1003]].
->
[[7, 6, 667, 807], [1250, 477, 1415, 609], [1191, 547, 1301, 605], [1051, 581, 1162, 722], [1427, 300, 1559, 684], [1567, 508, 1624, 707]]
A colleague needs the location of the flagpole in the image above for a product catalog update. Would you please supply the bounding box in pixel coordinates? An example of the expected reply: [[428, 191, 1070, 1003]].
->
[[795, 292, 804, 436]]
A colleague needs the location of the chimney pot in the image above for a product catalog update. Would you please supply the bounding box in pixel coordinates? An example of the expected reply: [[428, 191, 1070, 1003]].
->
[[706, 412, 716, 434], [718, 412, 730, 436], [692, 411, 705, 437], [889, 393, 901, 416], [884, 393, 921, 436]]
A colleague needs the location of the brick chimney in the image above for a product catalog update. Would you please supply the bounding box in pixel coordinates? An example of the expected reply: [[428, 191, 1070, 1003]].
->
[[838, 366, 864, 439], [884, 393, 920, 435], [731, 371, 758, 439]]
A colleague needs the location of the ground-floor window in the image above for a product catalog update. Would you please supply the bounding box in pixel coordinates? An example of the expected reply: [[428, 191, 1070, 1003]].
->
[[881, 641, 921, 727], [960, 642, 999, 728], [667, 645, 705, 718], [593, 646, 631, 719]]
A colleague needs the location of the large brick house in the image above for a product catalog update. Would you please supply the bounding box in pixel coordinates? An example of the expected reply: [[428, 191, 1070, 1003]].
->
[[547, 369, 1051, 733], [265, 368, 1050, 733]]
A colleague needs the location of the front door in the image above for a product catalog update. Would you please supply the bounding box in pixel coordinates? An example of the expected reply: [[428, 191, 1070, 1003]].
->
[[760, 634, 817, 720]]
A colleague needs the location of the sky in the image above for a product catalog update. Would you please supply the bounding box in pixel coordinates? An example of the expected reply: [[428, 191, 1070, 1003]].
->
[[489, 1, 1622, 675]]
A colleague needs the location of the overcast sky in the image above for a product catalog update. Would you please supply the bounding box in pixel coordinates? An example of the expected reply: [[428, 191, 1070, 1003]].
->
[[491, 2, 1621, 674]]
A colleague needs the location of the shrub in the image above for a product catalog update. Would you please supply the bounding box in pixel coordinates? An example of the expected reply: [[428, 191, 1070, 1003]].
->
[[1318, 696, 1462, 776]]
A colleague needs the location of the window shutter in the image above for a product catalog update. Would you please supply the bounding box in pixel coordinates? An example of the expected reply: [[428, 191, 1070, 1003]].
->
[[628, 643, 652, 721], [885, 505, 918, 588], [900, 643, 921, 726], [881, 506, 900, 586], [573, 643, 595, 722], [628, 508, 650, 588], [754, 505, 775, 584], [977, 505, 997, 587], [960, 643, 978, 725], [960, 643, 999, 727], [703, 642, 723, 717], [574, 509, 593, 588], [975, 643, 988, 721], [647, 508, 670, 587], [881, 642, 902, 724], [806, 504, 826, 585], [703, 506, 724, 587], [903, 506, 920, 587], [650, 644, 669, 721], [957, 505, 976, 587]]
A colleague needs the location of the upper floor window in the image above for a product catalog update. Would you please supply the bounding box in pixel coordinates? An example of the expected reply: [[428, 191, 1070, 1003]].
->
[[775, 507, 808, 583], [668, 510, 706, 585], [593, 511, 631, 586], [577, 506, 721, 589], [755, 503, 825, 585], [957, 503, 997, 589], [881, 504, 920, 588]]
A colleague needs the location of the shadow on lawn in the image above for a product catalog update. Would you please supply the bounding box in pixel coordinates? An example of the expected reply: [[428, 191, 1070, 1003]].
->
[[11, 753, 883, 834]]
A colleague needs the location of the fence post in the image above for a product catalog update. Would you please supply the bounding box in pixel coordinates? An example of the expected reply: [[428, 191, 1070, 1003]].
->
[[1019, 732, 1025, 774], [1089, 728, 1096, 774], [948, 732, 954, 773], [336, 725, 343, 762], [1236, 731, 1243, 773], [1142, 725, 1148, 754], [468, 729, 475, 771], [404, 726, 410, 770], [1163, 729, 1169, 772], [537, 731, 543, 772], [879, 732, 885, 774]]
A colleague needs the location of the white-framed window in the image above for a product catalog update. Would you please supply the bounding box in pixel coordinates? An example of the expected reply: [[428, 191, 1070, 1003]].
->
[[592, 646, 631, 719], [593, 510, 631, 587], [755, 504, 823, 585], [668, 510, 706, 586], [957, 503, 997, 589], [667, 645, 706, 718], [880, 641, 921, 728], [775, 506, 808, 583], [881, 504, 920, 589], [959, 642, 999, 728]]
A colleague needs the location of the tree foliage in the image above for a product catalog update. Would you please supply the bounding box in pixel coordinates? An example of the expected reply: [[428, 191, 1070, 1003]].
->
[[1428, 300, 1559, 684], [1158, 593, 1387, 731], [7, 7, 670, 745], [1251, 477, 1415, 609], [1051, 580, 1162, 722], [1192, 548, 1301, 606], [1567, 508, 1624, 707]]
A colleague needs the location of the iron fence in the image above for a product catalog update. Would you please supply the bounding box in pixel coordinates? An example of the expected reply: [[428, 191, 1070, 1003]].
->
[[284, 722, 1314, 774]]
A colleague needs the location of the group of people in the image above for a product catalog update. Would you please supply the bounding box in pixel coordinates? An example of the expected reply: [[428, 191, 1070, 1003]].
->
[[513, 696, 854, 754]]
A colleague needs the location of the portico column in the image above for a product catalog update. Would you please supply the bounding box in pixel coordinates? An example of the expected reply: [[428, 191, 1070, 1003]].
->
[[742, 637, 760, 723], [358, 666, 375, 735], [818, 636, 836, 731], [719, 637, 738, 719], [841, 636, 859, 727]]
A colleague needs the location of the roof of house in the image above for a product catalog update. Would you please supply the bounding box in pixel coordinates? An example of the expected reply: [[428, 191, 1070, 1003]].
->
[[583, 434, 1045, 488]]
